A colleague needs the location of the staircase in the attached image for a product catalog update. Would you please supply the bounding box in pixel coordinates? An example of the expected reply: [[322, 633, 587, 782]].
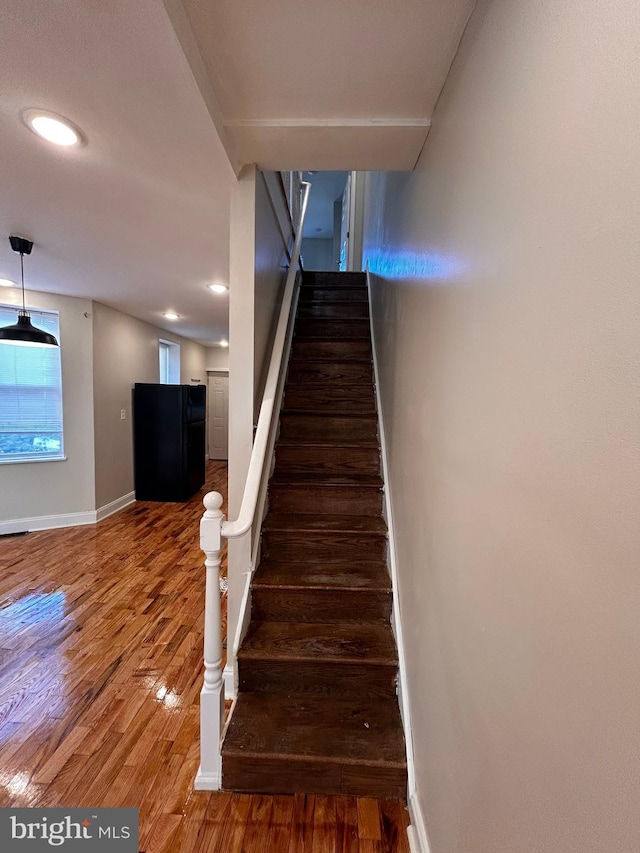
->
[[221, 271, 407, 798]]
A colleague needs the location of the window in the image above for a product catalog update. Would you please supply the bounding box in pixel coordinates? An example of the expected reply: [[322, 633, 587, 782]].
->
[[0, 306, 64, 462], [159, 339, 180, 384]]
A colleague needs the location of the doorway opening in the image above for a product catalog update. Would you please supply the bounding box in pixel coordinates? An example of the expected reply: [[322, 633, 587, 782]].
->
[[299, 171, 364, 272]]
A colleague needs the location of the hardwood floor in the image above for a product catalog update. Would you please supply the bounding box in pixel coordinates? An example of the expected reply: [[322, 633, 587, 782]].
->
[[0, 461, 409, 850]]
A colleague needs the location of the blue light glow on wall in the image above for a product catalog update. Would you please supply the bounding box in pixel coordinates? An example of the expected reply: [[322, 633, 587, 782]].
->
[[366, 248, 466, 283]]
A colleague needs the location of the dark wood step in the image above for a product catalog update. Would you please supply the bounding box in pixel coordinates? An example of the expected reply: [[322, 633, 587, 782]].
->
[[238, 655, 396, 698], [261, 530, 386, 563], [302, 272, 367, 288], [263, 513, 386, 535], [239, 620, 397, 665], [238, 621, 398, 698], [297, 302, 370, 320], [279, 413, 378, 444], [299, 287, 368, 303], [252, 558, 392, 623], [294, 319, 370, 339], [290, 339, 372, 361], [287, 360, 373, 385], [268, 482, 383, 516], [274, 444, 380, 478], [283, 385, 376, 415], [222, 693, 406, 797], [254, 556, 391, 589]]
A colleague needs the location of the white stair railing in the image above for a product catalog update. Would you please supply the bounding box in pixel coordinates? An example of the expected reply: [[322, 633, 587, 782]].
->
[[195, 181, 310, 790]]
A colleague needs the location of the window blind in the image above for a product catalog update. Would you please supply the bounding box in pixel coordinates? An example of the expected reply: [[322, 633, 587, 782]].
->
[[0, 306, 64, 461]]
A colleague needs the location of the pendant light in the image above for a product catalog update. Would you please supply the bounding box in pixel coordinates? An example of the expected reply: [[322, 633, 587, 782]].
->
[[0, 236, 58, 347]]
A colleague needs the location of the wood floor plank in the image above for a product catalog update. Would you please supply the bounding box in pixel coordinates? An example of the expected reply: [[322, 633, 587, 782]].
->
[[242, 794, 274, 853], [214, 792, 251, 853], [288, 793, 315, 853], [264, 794, 295, 852], [357, 798, 382, 840], [314, 794, 337, 853], [336, 796, 360, 853]]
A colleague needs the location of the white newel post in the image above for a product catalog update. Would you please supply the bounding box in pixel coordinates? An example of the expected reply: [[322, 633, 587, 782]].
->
[[195, 491, 225, 790]]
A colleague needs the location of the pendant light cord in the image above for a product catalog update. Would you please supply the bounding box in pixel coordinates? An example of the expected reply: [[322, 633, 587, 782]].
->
[[20, 252, 26, 314]]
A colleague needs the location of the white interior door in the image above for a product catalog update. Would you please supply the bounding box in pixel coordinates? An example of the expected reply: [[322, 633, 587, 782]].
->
[[208, 374, 229, 460]]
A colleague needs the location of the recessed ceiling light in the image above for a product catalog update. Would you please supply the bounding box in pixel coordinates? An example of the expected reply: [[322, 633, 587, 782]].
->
[[163, 312, 179, 320], [0, 279, 16, 288], [219, 339, 229, 348], [208, 283, 229, 294], [23, 109, 83, 147]]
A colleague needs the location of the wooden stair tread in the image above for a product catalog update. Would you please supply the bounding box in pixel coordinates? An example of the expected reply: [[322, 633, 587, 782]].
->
[[280, 409, 378, 424], [299, 300, 369, 307], [301, 272, 366, 287], [279, 409, 376, 417], [294, 320, 371, 340], [289, 356, 372, 364], [271, 472, 383, 486], [222, 693, 406, 767], [283, 387, 376, 414], [263, 513, 386, 534], [239, 621, 397, 665], [253, 558, 391, 591]]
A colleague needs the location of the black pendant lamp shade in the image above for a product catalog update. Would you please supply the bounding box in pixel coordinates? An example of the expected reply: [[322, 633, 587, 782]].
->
[[0, 236, 58, 347]]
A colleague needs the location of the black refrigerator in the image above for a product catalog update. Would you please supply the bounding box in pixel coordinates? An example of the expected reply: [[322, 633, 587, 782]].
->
[[133, 383, 206, 502]]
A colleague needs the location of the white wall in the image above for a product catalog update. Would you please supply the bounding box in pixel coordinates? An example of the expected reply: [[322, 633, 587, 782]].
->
[[227, 166, 294, 689], [363, 1, 640, 851], [301, 238, 334, 271], [254, 170, 291, 420], [92, 301, 206, 509], [227, 165, 258, 677], [0, 289, 95, 525], [206, 347, 229, 371]]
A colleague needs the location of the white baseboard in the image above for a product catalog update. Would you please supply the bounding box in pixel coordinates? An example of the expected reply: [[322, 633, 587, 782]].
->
[[0, 511, 97, 536], [407, 793, 431, 853], [408, 794, 431, 853], [95, 491, 136, 522], [0, 491, 136, 535]]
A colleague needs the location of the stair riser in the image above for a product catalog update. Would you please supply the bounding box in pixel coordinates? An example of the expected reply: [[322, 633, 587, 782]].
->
[[302, 272, 366, 288], [261, 531, 386, 563], [299, 287, 368, 303], [251, 587, 392, 625], [238, 658, 397, 701], [283, 387, 376, 414], [275, 445, 380, 477], [287, 361, 373, 385], [294, 319, 371, 339], [279, 415, 378, 443], [268, 485, 383, 516], [222, 755, 406, 799], [290, 340, 372, 361], [298, 303, 370, 320]]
